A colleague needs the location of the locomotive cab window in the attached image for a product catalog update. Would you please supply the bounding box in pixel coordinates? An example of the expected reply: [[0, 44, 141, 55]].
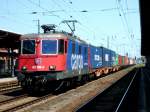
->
[[58, 39, 64, 54], [42, 40, 57, 54], [22, 40, 35, 54]]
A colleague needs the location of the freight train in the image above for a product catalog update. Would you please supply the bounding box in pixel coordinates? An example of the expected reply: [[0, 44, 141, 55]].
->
[[16, 25, 135, 92]]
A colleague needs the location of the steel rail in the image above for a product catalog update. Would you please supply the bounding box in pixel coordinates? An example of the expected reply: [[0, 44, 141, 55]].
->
[[0, 94, 28, 106], [115, 68, 139, 112]]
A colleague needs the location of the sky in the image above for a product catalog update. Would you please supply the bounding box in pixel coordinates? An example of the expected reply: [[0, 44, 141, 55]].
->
[[0, 0, 141, 58]]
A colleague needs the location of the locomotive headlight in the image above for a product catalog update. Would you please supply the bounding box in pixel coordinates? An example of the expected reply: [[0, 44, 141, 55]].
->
[[22, 66, 27, 71], [49, 65, 56, 70]]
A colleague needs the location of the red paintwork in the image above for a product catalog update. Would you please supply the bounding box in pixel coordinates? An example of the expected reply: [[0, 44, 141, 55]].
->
[[18, 55, 66, 71], [18, 37, 67, 72], [124, 56, 129, 65], [118, 55, 123, 65]]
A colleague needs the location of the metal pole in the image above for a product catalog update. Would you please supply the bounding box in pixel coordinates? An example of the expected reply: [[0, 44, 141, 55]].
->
[[33, 19, 40, 34], [107, 36, 109, 49], [38, 19, 40, 34]]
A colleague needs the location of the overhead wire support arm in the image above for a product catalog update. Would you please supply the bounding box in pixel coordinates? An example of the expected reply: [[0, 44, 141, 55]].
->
[[61, 20, 78, 35]]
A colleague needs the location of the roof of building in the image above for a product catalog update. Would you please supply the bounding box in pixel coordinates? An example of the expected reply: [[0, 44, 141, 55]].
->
[[0, 30, 21, 48]]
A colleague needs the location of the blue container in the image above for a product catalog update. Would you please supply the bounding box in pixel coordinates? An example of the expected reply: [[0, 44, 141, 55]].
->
[[110, 50, 116, 66], [101, 47, 111, 67], [90, 45, 103, 69]]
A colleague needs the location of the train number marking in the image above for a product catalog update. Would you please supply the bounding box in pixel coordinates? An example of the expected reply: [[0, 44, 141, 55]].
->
[[32, 66, 45, 69]]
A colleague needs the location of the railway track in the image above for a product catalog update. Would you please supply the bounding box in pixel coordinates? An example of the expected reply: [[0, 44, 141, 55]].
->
[[0, 94, 28, 106], [0, 81, 18, 89], [0, 81, 21, 94], [0, 83, 54, 112], [75, 68, 139, 112], [0, 86, 22, 95], [0, 93, 55, 112]]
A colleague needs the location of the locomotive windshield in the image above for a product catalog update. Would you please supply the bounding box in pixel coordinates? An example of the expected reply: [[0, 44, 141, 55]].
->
[[42, 40, 57, 54], [22, 40, 35, 54]]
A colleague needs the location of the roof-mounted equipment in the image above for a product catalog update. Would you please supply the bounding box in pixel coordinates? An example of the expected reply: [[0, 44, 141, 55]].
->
[[41, 24, 57, 33]]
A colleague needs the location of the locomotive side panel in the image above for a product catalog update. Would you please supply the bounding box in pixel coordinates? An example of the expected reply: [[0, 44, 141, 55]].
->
[[66, 39, 89, 77]]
